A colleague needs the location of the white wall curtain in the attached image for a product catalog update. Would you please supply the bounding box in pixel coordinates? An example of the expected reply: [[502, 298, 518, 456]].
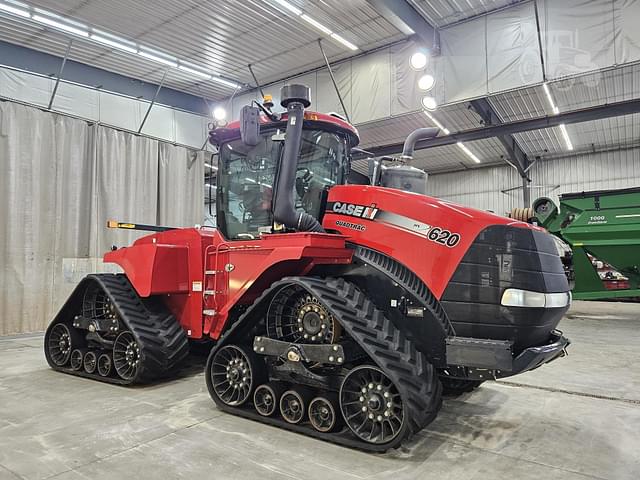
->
[[158, 143, 205, 227], [0, 99, 205, 335]]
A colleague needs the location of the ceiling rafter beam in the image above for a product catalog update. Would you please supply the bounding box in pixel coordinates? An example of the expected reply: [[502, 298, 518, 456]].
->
[[361, 97, 640, 158], [367, 0, 439, 52], [470, 97, 530, 180]]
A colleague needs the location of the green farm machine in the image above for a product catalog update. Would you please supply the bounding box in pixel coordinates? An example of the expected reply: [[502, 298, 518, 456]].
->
[[533, 187, 640, 300]]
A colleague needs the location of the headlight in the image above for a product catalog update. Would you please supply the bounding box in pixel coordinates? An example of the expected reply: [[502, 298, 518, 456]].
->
[[501, 289, 571, 308]]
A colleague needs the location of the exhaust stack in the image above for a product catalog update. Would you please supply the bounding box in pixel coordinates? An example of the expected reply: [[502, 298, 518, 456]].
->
[[401, 127, 440, 160], [272, 84, 324, 233]]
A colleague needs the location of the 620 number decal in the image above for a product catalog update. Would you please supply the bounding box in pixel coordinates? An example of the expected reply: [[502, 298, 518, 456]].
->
[[427, 227, 461, 247]]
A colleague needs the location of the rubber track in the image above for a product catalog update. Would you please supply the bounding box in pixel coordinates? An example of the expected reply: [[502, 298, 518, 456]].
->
[[207, 276, 442, 451], [45, 274, 189, 385], [350, 244, 454, 336]]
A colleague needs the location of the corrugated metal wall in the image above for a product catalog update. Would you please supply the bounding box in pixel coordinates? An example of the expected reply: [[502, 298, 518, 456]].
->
[[532, 149, 640, 204], [427, 164, 522, 215], [428, 147, 640, 215]]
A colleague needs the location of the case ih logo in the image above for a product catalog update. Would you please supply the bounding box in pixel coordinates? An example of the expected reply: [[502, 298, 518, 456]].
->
[[329, 202, 378, 220]]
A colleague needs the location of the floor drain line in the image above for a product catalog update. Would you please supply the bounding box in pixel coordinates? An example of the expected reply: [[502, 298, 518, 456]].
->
[[497, 381, 640, 405]]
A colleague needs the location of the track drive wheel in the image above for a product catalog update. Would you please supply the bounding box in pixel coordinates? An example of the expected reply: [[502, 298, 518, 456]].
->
[[208, 345, 264, 407], [340, 365, 407, 445]]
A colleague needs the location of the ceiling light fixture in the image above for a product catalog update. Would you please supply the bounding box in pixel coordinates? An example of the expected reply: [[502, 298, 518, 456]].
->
[[178, 62, 211, 79], [205, 163, 218, 170], [423, 111, 450, 135], [457, 142, 481, 164], [90, 31, 137, 54], [7, 1, 243, 89], [32, 14, 89, 36], [137, 48, 178, 67], [300, 13, 332, 35], [543, 82, 574, 150], [330, 33, 358, 51], [271, 0, 302, 15], [211, 76, 241, 89], [213, 106, 227, 121], [558, 124, 574, 151], [542, 82, 559, 115], [421, 96, 437, 111], [410, 52, 428, 70], [263, 0, 358, 51], [0, 1, 30, 17], [418, 74, 435, 91]]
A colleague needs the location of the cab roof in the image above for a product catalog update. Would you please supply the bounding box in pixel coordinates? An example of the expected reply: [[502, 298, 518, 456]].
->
[[209, 111, 360, 147]]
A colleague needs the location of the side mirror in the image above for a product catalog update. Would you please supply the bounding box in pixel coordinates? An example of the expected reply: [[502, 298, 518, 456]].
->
[[240, 105, 261, 146]]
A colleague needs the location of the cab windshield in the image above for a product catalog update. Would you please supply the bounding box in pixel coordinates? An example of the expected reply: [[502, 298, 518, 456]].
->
[[217, 128, 348, 240]]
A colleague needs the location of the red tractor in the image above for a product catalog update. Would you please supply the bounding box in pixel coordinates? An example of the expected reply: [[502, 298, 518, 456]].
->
[[45, 85, 570, 451]]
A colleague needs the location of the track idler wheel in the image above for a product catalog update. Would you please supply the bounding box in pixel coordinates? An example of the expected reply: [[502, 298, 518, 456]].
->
[[308, 395, 340, 433], [209, 345, 264, 407], [70, 349, 85, 371], [97, 353, 113, 377], [280, 387, 313, 425], [83, 351, 98, 374], [340, 365, 407, 445], [253, 382, 285, 417], [46, 323, 81, 367], [113, 331, 140, 381]]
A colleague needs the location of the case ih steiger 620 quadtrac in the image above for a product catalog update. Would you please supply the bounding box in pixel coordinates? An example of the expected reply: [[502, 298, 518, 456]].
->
[[45, 85, 571, 451]]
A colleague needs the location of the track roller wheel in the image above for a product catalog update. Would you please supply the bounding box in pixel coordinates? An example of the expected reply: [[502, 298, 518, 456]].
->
[[83, 351, 98, 374], [280, 387, 313, 425], [70, 349, 85, 371], [97, 353, 113, 377], [308, 395, 340, 433], [113, 331, 140, 381], [340, 365, 406, 445], [46, 323, 79, 366], [253, 382, 285, 417], [209, 345, 263, 407]]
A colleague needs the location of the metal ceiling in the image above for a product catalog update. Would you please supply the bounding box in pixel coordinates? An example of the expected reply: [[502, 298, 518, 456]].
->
[[356, 62, 640, 174], [0, 0, 405, 100], [406, 0, 525, 27], [1, 0, 638, 176]]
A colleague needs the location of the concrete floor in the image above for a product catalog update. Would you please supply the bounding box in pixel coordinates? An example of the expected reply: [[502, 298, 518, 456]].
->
[[1, 301, 639, 480]]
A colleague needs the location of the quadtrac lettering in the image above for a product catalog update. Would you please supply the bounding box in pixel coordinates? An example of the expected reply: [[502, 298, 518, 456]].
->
[[335, 220, 366, 231], [327, 202, 378, 220]]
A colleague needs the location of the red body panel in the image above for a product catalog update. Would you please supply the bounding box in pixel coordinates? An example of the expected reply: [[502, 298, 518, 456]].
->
[[105, 228, 214, 339], [323, 185, 538, 299], [102, 186, 539, 340], [104, 228, 352, 340]]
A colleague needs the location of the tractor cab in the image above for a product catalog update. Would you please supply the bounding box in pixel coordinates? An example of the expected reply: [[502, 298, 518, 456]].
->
[[209, 97, 359, 240]]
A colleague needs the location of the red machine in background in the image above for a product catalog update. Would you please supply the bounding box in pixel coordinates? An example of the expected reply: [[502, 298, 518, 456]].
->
[[45, 85, 570, 450]]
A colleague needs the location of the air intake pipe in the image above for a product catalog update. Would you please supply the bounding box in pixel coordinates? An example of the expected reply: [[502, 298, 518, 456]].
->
[[400, 127, 440, 160], [272, 84, 325, 233]]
